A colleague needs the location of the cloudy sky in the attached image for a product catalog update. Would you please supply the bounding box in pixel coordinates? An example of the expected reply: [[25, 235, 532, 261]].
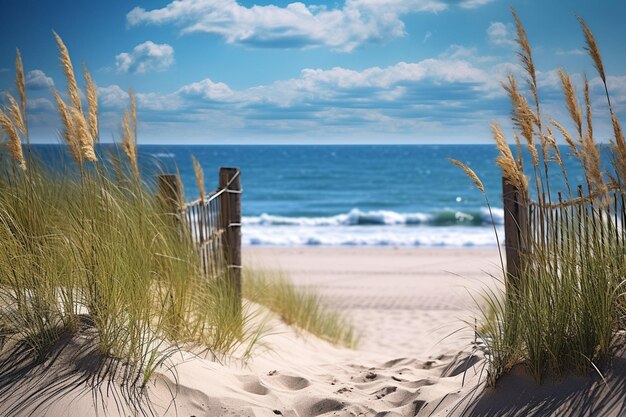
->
[[0, 0, 624, 144]]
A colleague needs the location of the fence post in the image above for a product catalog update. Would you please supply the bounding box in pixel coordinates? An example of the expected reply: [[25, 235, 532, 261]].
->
[[503, 176, 526, 291], [157, 174, 182, 214], [219, 168, 242, 312]]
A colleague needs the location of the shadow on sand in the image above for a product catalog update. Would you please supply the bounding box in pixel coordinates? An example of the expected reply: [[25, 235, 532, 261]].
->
[[455, 346, 626, 417], [0, 318, 173, 417]]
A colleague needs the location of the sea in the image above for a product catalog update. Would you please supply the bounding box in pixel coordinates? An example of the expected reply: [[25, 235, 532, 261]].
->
[[29, 144, 596, 248]]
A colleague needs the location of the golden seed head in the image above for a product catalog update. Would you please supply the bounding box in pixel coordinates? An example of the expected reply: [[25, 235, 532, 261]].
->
[[550, 119, 579, 159], [192, 155, 206, 201], [121, 109, 138, 178], [70, 107, 96, 162], [492, 122, 528, 193], [558, 69, 582, 138], [578, 17, 606, 83], [0, 109, 26, 171], [448, 158, 485, 193], [15, 49, 26, 119], [83, 64, 99, 142], [54, 32, 82, 114], [5, 93, 26, 137]]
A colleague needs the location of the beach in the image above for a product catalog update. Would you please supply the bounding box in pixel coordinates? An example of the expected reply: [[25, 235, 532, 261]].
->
[[245, 247, 503, 357], [0, 247, 499, 417]]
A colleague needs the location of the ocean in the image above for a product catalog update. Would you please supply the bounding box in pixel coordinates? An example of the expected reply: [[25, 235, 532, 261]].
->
[[30, 144, 596, 248]]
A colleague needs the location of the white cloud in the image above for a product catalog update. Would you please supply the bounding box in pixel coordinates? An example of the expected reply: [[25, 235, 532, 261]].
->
[[177, 79, 236, 101], [97, 85, 130, 108], [423, 31, 432, 43], [487, 21, 516, 47], [115, 41, 174, 74], [25, 70, 54, 90], [26, 98, 54, 112], [459, 0, 497, 9], [126, 0, 490, 52], [555, 48, 585, 56]]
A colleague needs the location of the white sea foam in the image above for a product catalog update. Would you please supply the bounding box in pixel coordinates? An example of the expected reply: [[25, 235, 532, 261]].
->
[[242, 224, 503, 247], [243, 207, 504, 227]]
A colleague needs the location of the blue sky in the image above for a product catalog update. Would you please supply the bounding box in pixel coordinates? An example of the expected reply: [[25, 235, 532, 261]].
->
[[0, 0, 625, 144]]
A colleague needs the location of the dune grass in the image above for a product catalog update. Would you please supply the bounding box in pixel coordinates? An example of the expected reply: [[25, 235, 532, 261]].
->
[[244, 267, 359, 348], [451, 9, 626, 386], [0, 36, 261, 394]]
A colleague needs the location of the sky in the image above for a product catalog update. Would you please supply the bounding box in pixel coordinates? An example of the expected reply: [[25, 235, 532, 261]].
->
[[0, 0, 625, 144]]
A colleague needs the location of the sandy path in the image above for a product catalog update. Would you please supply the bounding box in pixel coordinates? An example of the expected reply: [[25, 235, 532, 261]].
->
[[245, 247, 503, 358]]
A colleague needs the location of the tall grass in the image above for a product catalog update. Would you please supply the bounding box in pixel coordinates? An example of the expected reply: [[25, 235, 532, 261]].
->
[[244, 268, 359, 348], [0, 36, 260, 393], [452, 9, 626, 385]]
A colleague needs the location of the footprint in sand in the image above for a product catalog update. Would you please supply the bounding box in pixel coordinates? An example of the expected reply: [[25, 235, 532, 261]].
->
[[237, 375, 270, 395], [294, 396, 344, 417], [275, 374, 311, 391]]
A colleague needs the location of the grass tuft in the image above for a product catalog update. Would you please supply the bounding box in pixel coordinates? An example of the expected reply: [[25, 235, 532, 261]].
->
[[243, 268, 359, 349]]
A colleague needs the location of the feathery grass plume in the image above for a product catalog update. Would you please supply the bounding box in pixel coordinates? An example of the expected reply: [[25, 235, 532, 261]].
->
[[558, 69, 583, 138], [578, 17, 606, 85], [192, 155, 206, 201], [448, 158, 484, 193], [492, 122, 528, 194], [5, 94, 26, 137], [53, 89, 81, 164], [546, 126, 571, 195], [0, 109, 26, 171], [130, 89, 137, 143], [70, 107, 96, 162], [584, 74, 593, 141], [503, 74, 538, 166], [53, 32, 82, 114], [513, 133, 523, 167], [15, 49, 26, 118], [15, 50, 28, 145], [551, 119, 580, 159], [611, 112, 626, 183], [121, 111, 138, 179], [511, 7, 539, 121], [83, 64, 98, 142], [582, 131, 605, 195]]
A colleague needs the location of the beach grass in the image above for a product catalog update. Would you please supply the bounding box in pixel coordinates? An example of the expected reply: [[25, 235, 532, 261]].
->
[[452, 9, 626, 386], [244, 267, 359, 348], [0, 36, 263, 393]]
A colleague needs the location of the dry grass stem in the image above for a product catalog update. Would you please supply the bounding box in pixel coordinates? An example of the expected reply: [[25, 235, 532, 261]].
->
[[558, 69, 583, 138], [5, 94, 26, 137], [130, 89, 137, 143], [121, 111, 138, 178], [83, 64, 99, 142], [582, 131, 606, 195], [448, 158, 485, 193], [53, 32, 82, 114], [611, 113, 626, 183], [0, 109, 26, 171], [551, 119, 580, 158], [578, 17, 606, 83], [15, 49, 26, 123], [70, 107, 96, 162], [53, 90, 81, 164], [503, 74, 538, 166], [511, 7, 539, 118], [192, 155, 206, 201], [492, 122, 528, 193], [584, 74, 593, 140]]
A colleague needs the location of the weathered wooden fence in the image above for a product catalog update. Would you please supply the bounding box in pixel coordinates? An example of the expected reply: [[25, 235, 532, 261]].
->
[[157, 167, 242, 302], [503, 178, 625, 287]]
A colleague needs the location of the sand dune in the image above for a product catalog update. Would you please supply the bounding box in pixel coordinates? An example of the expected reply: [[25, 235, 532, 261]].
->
[[2, 247, 623, 417]]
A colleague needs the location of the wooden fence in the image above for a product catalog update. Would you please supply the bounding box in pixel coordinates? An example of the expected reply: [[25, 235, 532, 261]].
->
[[157, 167, 242, 302], [503, 178, 625, 288]]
